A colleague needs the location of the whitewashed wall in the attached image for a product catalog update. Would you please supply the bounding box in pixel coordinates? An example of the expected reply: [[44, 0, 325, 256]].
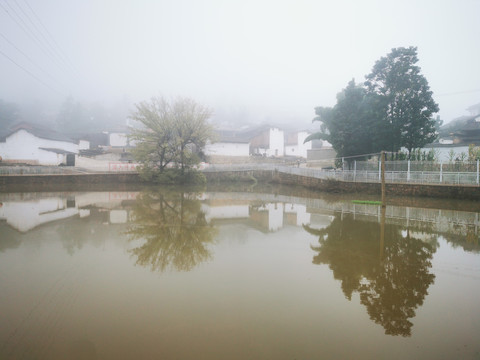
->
[[204, 142, 250, 157], [285, 132, 312, 158], [0, 130, 79, 164], [78, 140, 90, 150], [266, 202, 284, 231], [201, 203, 250, 222], [0, 197, 78, 232], [267, 128, 284, 157], [423, 145, 470, 162], [109, 132, 128, 147], [284, 203, 310, 226], [38, 148, 65, 165]]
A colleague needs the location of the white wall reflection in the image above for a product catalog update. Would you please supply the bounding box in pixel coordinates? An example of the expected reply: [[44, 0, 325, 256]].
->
[[0, 198, 78, 232], [0, 192, 139, 232], [1, 191, 478, 239]]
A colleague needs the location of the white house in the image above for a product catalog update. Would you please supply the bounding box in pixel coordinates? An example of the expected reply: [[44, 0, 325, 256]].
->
[[424, 112, 480, 162], [250, 126, 284, 157], [204, 125, 322, 161], [109, 132, 128, 147], [204, 129, 251, 160], [107, 121, 137, 148], [204, 141, 250, 157], [284, 131, 312, 158], [0, 122, 87, 165]]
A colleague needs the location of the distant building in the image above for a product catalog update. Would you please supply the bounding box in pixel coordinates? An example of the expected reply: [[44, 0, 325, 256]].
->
[[0, 122, 88, 166], [205, 125, 287, 162], [204, 126, 323, 161], [107, 125, 134, 148], [451, 114, 480, 145], [306, 140, 336, 168], [422, 143, 470, 162], [466, 102, 480, 116], [284, 131, 312, 158], [425, 111, 480, 162], [204, 129, 251, 161], [109, 131, 128, 147], [250, 126, 284, 157]]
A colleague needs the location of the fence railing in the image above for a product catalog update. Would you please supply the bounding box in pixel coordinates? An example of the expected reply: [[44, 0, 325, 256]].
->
[[1, 160, 479, 186], [0, 162, 140, 175], [0, 166, 81, 175], [275, 160, 480, 186]]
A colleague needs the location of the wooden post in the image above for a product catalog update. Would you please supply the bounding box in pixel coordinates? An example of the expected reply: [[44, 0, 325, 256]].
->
[[477, 159, 479, 185], [354, 160, 356, 182], [380, 204, 386, 260], [407, 160, 411, 182], [381, 151, 386, 207]]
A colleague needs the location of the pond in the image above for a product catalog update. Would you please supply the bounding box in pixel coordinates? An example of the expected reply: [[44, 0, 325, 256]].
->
[[0, 187, 479, 359]]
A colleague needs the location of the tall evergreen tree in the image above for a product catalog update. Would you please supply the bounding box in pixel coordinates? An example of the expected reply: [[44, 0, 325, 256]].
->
[[306, 47, 439, 160], [305, 80, 378, 167], [365, 46, 439, 156]]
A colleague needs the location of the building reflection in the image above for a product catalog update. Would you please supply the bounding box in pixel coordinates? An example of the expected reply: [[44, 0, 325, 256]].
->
[[0, 192, 139, 232], [1, 189, 479, 334], [201, 193, 312, 232], [1, 191, 478, 252]]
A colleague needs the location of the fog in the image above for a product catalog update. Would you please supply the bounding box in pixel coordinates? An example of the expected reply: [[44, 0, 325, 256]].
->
[[1, 0, 479, 130]]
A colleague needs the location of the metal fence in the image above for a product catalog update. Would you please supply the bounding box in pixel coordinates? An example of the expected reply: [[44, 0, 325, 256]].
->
[[202, 163, 277, 172], [191, 161, 477, 186], [0, 166, 82, 175], [1, 160, 479, 186], [0, 162, 140, 175], [276, 160, 480, 186]]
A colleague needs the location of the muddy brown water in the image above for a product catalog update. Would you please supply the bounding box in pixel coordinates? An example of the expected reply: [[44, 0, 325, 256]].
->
[[1, 187, 479, 359]]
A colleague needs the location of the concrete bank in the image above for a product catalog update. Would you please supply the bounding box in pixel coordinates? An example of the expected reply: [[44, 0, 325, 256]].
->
[[205, 170, 480, 201], [0, 173, 142, 192], [2, 170, 480, 201], [269, 170, 480, 201]]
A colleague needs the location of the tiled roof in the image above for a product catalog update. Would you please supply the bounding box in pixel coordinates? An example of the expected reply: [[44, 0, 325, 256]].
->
[[214, 125, 271, 143], [39, 147, 75, 155], [1, 122, 76, 143]]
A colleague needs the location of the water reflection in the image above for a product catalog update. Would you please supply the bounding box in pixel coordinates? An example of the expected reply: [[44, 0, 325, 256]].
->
[[305, 212, 437, 337], [1, 189, 480, 358], [126, 190, 217, 272]]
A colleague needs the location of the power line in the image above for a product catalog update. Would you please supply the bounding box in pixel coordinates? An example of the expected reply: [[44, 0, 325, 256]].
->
[[1, 0, 72, 76], [21, 0, 79, 74], [436, 88, 480, 97], [0, 32, 66, 90], [0, 49, 62, 94], [12, 0, 64, 63], [14, 0, 77, 75]]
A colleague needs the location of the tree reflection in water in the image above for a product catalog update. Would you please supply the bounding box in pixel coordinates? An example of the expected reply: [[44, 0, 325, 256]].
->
[[305, 213, 437, 337], [127, 190, 217, 272]]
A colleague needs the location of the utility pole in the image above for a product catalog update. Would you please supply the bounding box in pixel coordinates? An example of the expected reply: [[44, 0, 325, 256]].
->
[[381, 151, 386, 207]]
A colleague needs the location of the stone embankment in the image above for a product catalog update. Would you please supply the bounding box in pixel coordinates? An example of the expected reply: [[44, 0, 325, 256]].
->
[[1, 169, 480, 201], [204, 169, 480, 201]]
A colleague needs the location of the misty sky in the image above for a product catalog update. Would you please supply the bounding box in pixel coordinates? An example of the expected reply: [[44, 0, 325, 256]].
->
[[1, 0, 479, 127]]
